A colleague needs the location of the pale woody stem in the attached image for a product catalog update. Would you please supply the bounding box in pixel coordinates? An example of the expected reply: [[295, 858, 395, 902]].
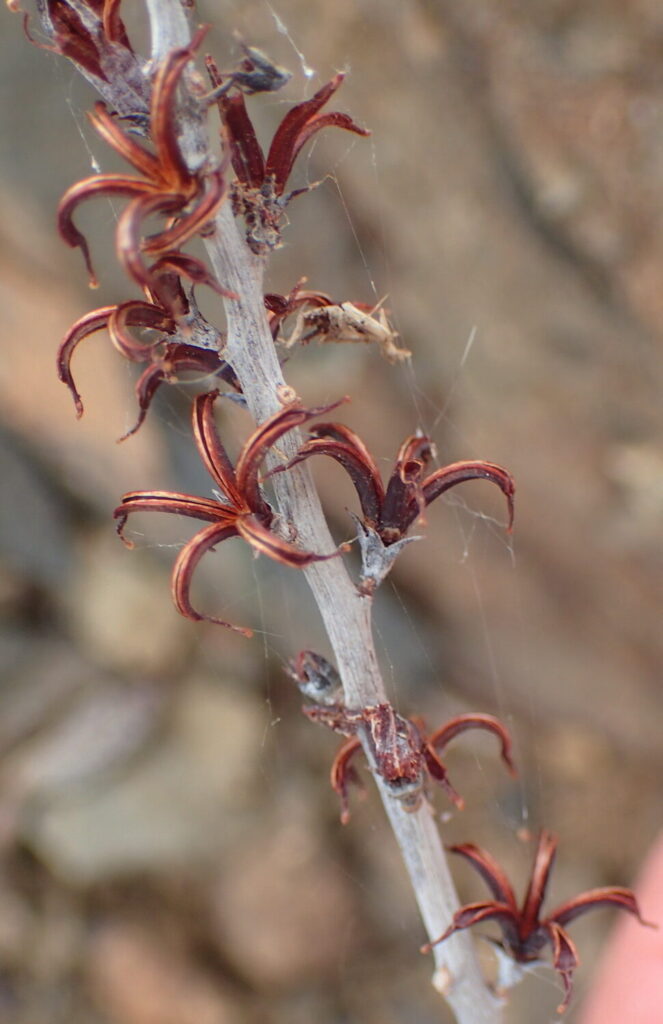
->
[[148, 5, 502, 1021]]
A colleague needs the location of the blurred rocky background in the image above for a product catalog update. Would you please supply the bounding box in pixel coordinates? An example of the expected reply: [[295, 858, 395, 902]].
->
[[0, 1, 661, 1021]]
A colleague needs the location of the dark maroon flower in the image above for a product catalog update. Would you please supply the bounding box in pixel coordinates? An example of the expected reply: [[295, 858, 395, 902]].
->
[[57, 252, 239, 436], [272, 423, 514, 586], [20, 0, 136, 83], [304, 703, 515, 824], [114, 391, 345, 635], [206, 59, 370, 252], [58, 26, 226, 288], [421, 831, 652, 1013]]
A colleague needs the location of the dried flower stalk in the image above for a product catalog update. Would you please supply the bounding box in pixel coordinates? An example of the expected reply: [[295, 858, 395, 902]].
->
[[16, 2, 646, 1020]]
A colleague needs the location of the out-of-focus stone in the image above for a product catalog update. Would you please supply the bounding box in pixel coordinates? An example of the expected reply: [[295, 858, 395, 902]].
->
[[87, 922, 243, 1024], [65, 530, 190, 676], [4, 680, 164, 797], [22, 679, 265, 883], [211, 797, 361, 988]]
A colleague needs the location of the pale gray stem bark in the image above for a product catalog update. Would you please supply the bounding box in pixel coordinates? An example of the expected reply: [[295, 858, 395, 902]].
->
[[144, 6, 503, 1022]]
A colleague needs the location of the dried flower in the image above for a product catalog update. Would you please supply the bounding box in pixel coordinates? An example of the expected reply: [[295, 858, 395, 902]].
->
[[421, 830, 651, 1013], [114, 391, 345, 635], [206, 61, 370, 252], [305, 703, 515, 824], [58, 26, 226, 288], [57, 252, 239, 435], [273, 423, 515, 551]]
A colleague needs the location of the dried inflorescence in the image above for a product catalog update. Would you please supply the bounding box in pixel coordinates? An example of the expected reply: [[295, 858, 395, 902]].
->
[[22, 10, 649, 1018], [421, 831, 651, 1013], [114, 390, 346, 635], [304, 701, 515, 823], [58, 26, 226, 289], [57, 251, 240, 436], [272, 419, 515, 590], [207, 60, 370, 253]]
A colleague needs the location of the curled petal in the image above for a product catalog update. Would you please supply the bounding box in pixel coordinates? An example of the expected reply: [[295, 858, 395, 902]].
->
[[57, 174, 159, 286], [265, 74, 369, 190], [115, 189, 186, 291], [276, 421, 384, 525], [237, 513, 342, 567], [113, 490, 233, 546], [419, 743, 464, 808], [427, 713, 516, 777], [150, 25, 210, 190], [234, 399, 347, 512], [140, 167, 228, 257], [88, 101, 162, 181], [57, 306, 115, 416], [119, 346, 232, 442], [420, 460, 516, 533], [192, 391, 243, 507], [329, 735, 364, 825], [149, 251, 238, 301], [521, 831, 558, 934], [171, 521, 253, 636], [282, 110, 371, 188], [108, 300, 174, 360], [545, 922, 579, 1014], [548, 887, 652, 931], [447, 843, 519, 911], [102, 0, 131, 47], [213, 87, 266, 188], [420, 901, 519, 954]]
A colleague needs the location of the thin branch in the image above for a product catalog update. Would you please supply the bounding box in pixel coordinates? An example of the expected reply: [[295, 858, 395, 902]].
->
[[141, 7, 502, 1022]]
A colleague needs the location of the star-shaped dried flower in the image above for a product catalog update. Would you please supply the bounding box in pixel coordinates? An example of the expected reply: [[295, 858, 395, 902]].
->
[[421, 830, 652, 1013], [57, 252, 239, 437], [58, 26, 226, 288], [273, 422, 514, 589], [113, 391, 345, 636], [304, 703, 515, 823], [206, 59, 370, 252]]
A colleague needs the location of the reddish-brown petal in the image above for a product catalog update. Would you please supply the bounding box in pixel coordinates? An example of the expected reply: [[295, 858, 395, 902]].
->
[[149, 25, 210, 190], [38, 0, 107, 80], [420, 742, 464, 808], [171, 521, 253, 636], [448, 843, 519, 911], [58, 174, 160, 286], [280, 110, 371, 191], [107, 299, 173, 361], [282, 421, 385, 525], [119, 346, 233, 442], [545, 921, 579, 1014], [548, 887, 651, 930], [88, 101, 162, 181], [113, 490, 231, 545], [149, 251, 238, 301], [57, 306, 115, 416], [115, 189, 186, 291], [234, 400, 347, 513], [140, 167, 228, 257], [420, 460, 515, 533], [191, 391, 243, 507], [329, 735, 363, 825], [214, 88, 266, 188], [102, 0, 131, 47], [520, 831, 558, 934], [427, 713, 516, 777], [265, 74, 369, 190], [237, 514, 341, 567], [420, 901, 519, 954]]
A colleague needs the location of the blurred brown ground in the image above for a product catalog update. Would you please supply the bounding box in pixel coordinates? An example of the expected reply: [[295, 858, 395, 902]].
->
[[0, 1, 661, 1022]]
